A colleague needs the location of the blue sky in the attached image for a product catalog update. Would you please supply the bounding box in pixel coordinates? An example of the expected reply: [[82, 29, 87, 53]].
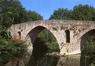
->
[[19, 0, 95, 20]]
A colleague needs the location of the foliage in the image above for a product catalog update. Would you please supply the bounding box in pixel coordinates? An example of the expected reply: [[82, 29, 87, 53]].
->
[[26, 11, 43, 21], [50, 8, 72, 20], [33, 38, 49, 61], [72, 4, 95, 21], [0, 0, 22, 27], [0, 0, 43, 65], [0, 26, 11, 39], [0, 26, 27, 65], [0, 0, 43, 28], [50, 4, 95, 21], [32, 37, 59, 65], [38, 29, 57, 43], [80, 37, 95, 66], [37, 29, 60, 52], [0, 38, 27, 66], [81, 37, 95, 56]]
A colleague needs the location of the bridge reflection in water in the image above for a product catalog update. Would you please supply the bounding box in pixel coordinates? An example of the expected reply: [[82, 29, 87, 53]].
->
[[26, 40, 95, 66], [27, 53, 95, 66], [26, 41, 95, 66]]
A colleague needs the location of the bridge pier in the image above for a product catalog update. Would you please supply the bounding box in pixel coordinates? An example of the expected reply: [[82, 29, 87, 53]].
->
[[59, 41, 81, 55]]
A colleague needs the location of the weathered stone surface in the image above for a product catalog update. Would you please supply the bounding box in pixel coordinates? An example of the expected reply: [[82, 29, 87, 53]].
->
[[8, 20, 95, 56]]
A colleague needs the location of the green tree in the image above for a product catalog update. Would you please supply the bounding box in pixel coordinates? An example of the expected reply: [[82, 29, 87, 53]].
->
[[0, 0, 43, 28], [0, 0, 23, 27], [50, 8, 72, 20], [72, 4, 95, 21], [26, 11, 43, 21], [50, 4, 95, 21]]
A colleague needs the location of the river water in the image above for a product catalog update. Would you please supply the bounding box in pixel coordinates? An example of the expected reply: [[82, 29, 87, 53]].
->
[[27, 37, 95, 66], [27, 51, 95, 66]]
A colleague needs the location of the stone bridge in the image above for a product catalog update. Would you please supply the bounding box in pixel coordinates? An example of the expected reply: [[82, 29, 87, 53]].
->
[[8, 20, 95, 55]]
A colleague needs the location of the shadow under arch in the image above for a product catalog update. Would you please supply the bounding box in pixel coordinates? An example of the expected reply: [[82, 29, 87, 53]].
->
[[26, 26, 59, 46], [25, 26, 60, 66], [80, 29, 95, 66]]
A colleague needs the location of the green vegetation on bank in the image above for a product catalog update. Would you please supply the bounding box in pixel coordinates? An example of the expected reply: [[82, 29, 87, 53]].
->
[[0, 37, 27, 66]]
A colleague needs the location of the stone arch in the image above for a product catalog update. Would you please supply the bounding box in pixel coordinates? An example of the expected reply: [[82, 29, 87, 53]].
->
[[25, 26, 59, 45], [78, 27, 95, 40], [24, 26, 60, 64], [26, 26, 45, 44], [80, 29, 95, 51]]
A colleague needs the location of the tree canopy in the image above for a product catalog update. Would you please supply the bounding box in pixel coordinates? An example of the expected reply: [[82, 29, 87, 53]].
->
[[50, 4, 95, 21], [0, 0, 43, 28], [50, 8, 72, 20], [73, 4, 95, 21]]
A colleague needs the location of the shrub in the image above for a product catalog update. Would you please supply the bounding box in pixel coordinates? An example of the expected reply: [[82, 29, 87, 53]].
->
[[0, 26, 11, 39], [0, 38, 27, 65]]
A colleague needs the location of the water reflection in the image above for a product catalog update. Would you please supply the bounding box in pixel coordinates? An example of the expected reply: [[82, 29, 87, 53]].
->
[[57, 55, 80, 66], [27, 54, 81, 66], [80, 56, 95, 66], [28, 54, 95, 66], [27, 48, 95, 66], [26, 38, 95, 66], [27, 38, 80, 66]]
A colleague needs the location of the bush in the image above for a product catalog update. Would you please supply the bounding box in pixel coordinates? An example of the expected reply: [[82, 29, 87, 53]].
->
[[0, 38, 27, 65], [0, 26, 11, 39]]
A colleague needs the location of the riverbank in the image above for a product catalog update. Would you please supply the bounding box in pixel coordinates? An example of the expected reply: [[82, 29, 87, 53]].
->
[[46, 52, 81, 57]]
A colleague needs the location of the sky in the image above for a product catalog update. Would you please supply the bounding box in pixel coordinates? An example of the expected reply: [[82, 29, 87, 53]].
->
[[19, 0, 95, 20]]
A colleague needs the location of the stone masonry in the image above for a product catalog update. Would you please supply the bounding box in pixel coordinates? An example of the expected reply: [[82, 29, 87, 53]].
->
[[8, 20, 95, 56]]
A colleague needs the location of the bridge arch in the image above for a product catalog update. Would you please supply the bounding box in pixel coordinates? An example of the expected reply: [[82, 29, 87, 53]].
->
[[78, 27, 95, 40], [25, 26, 60, 52], [25, 26, 58, 44], [26, 26, 45, 44], [24, 25, 60, 64], [80, 29, 95, 52]]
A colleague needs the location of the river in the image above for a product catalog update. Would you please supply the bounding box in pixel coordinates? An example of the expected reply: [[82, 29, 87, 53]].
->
[[27, 51, 95, 66], [26, 37, 95, 66]]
